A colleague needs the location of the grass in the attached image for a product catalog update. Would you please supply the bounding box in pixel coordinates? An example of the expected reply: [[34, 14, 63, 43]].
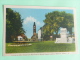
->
[[6, 41, 75, 53]]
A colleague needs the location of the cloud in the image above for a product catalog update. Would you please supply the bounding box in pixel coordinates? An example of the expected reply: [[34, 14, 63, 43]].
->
[[23, 16, 40, 25]]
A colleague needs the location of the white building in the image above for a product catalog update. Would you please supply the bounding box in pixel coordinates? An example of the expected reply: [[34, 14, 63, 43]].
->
[[18, 36, 23, 41], [38, 29, 42, 41]]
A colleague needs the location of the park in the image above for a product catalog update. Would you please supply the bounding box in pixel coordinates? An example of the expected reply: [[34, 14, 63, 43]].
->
[[5, 8, 76, 53], [6, 41, 75, 53]]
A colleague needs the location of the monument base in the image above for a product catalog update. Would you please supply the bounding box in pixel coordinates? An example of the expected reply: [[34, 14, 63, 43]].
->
[[55, 37, 75, 43], [55, 38, 67, 43]]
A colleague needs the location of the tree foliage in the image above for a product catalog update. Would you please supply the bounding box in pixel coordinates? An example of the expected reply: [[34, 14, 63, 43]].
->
[[43, 11, 74, 40], [6, 8, 25, 43]]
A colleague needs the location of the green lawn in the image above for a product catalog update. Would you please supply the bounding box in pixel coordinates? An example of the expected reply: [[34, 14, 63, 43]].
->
[[6, 41, 75, 53]]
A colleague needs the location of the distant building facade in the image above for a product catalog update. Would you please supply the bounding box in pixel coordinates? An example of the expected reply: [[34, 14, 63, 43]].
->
[[38, 28, 41, 41], [38, 27, 43, 41]]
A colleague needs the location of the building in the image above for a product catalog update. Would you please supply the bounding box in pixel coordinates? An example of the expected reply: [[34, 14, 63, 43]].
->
[[38, 27, 43, 41], [31, 22, 38, 41], [38, 28, 41, 41], [33, 22, 36, 35], [17, 36, 23, 41]]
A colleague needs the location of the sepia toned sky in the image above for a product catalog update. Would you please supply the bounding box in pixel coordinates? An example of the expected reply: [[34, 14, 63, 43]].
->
[[11, 8, 73, 38]]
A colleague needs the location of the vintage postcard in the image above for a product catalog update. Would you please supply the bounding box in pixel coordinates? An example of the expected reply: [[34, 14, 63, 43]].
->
[[3, 5, 78, 56]]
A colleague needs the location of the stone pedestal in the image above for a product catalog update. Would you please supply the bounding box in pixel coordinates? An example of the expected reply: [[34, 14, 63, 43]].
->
[[55, 28, 75, 43]]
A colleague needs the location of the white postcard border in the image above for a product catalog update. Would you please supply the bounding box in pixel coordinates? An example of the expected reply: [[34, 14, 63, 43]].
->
[[3, 5, 78, 56]]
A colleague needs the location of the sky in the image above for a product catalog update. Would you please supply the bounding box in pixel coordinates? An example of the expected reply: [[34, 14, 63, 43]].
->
[[11, 8, 73, 38]]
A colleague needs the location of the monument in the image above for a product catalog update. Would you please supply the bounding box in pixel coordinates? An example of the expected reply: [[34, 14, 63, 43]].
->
[[55, 28, 75, 43]]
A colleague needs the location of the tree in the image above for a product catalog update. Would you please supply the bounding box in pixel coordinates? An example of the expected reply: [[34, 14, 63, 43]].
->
[[6, 8, 25, 42], [43, 11, 74, 40]]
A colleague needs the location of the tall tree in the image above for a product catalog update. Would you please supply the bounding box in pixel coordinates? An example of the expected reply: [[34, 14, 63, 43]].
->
[[6, 8, 25, 42], [43, 11, 74, 39]]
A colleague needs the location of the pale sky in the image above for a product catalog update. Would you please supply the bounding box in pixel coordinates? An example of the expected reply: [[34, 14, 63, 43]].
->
[[11, 8, 73, 38]]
